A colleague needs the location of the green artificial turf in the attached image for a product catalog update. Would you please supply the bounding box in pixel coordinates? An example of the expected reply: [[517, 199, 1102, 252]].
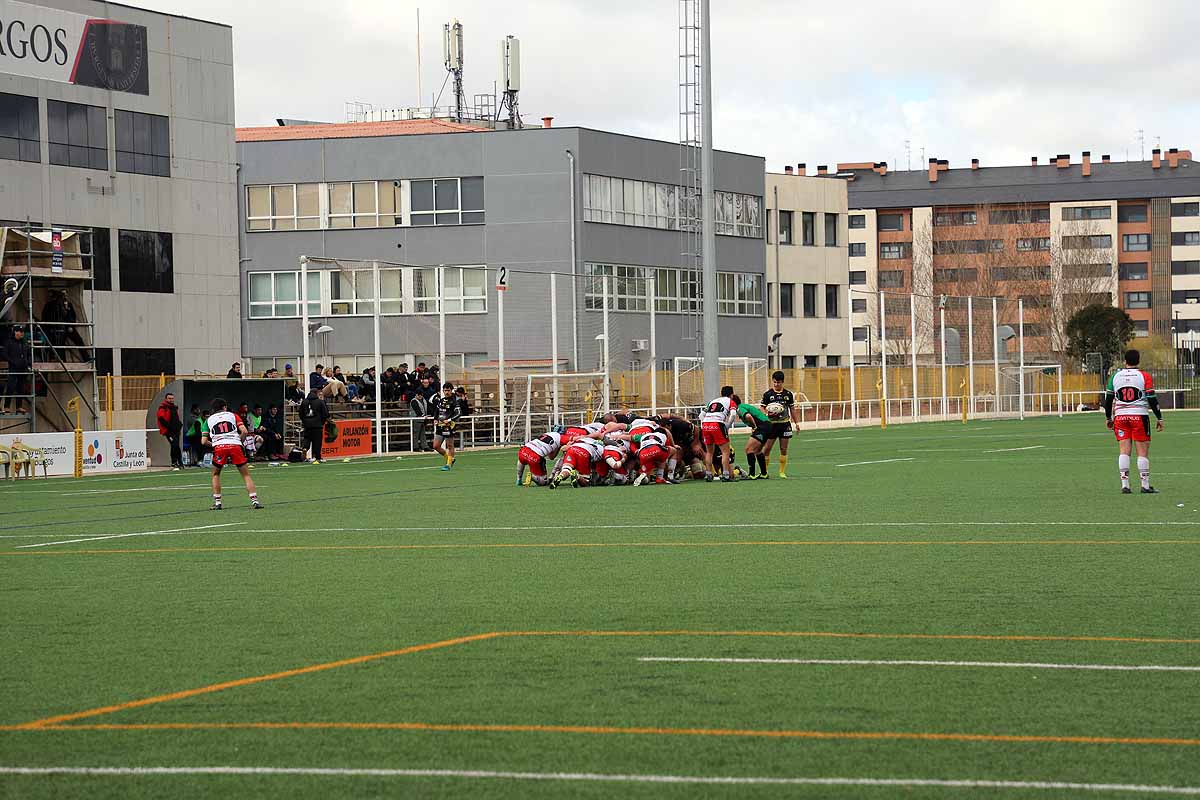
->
[[2, 413, 1199, 799]]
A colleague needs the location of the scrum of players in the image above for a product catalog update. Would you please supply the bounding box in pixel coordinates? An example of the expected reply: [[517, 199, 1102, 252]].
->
[[515, 370, 800, 488]]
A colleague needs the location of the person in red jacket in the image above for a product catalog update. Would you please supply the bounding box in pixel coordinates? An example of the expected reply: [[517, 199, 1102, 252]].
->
[[156, 392, 184, 470]]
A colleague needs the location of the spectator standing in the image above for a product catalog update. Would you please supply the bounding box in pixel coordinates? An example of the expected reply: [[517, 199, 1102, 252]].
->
[[2, 327, 31, 414], [299, 387, 330, 463], [227, 362, 243, 379], [184, 404, 205, 464], [409, 384, 431, 452], [156, 391, 184, 470]]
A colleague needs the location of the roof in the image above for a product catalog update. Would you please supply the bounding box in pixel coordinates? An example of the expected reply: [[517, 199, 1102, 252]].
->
[[236, 119, 490, 143], [848, 158, 1200, 209]]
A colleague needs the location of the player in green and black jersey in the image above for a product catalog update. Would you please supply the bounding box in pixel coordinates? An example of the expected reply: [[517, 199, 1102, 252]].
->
[[761, 370, 799, 478], [736, 401, 773, 479]]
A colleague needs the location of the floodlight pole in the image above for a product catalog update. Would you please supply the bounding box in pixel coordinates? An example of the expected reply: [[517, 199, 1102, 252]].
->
[[847, 297, 857, 423], [602, 275, 611, 411], [300, 255, 310, 394], [372, 260, 383, 455], [879, 291, 889, 423], [550, 272, 560, 425], [992, 297, 1000, 416], [939, 303, 948, 418], [699, 0, 720, 403], [648, 277, 658, 415], [909, 293, 918, 419], [498, 276, 506, 442], [1018, 298, 1025, 420], [967, 296, 974, 420], [438, 265, 446, 379]]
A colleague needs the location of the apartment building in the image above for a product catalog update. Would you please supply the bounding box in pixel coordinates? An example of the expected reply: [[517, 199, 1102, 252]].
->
[[764, 166, 849, 368], [836, 149, 1200, 364], [236, 121, 767, 378]]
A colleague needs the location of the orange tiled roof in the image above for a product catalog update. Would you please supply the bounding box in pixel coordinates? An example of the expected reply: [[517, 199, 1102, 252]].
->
[[236, 118, 489, 143]]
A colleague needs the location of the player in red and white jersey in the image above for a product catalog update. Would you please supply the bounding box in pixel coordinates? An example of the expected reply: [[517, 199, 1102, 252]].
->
[[700, 386, 738, 482], [632, 429, 679, 486], [201, 398, 263, 510], [516, 430, 564, 486], [602, 438, 633, 485], [1103, 349, 1164, 494], [626, 416, 658, 442], [551, 436, 606, 488], [561, 421, 606, 444]]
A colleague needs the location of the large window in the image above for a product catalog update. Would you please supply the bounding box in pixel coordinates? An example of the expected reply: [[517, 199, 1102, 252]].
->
[[248, 266, 480, 318], [715, 272, 763, 316], [1017, 237, 1050, 252], [583, 174, 760, 237], [248, 271, 321, 318], [934, 211, 977, 226], [88, 227, 111, 291], [245, 177, 481, 231], [932, 239, 1003, 255], [849, 214, 865, 229], [410, 176, 484, 226], [824, 213, 839, 246], [1172, 231, 1200, 246], [848, 242, 866, 257], [880, 243, 911, 260], [934, 268, 978, 283], [1173, 290, 1200, 304], [0, 92, 40, 163], [878, 270, 904, 288], [877, 213, 903, 231], [247, 184, 322, 231], [1062, 205, 1110, 221], [825, 284, 840, 318], [992, 266, 1051, 281], [121, 347, 175, 376], [851, 298, 867, 313], [990, 208, 1050, 224], [777, 210, 793, 245], [47, 100, 107, 170], [1171, 202, 1199, 217], [849, 270, 866, 286], [1123, 233, 1151, 252], [714, 190, 763, 237], [330, 181, 382, 228], [802, 284, 817, 318], [1172, 261, 1200, 276], [1119, 263, 1149, 281], [1118, 205, 1148, 223], [1125, 292, 1151, 309], [1062, 234, 1112, 250], [801, 212, 815, 246], [118, 230, 173, 293], [779, 283, 794, 318], [115, 110, 169, 177]]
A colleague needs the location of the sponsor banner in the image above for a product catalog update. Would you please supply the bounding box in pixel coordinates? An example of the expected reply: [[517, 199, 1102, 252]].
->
[[0, 429, 148, 475], [0, 0, 149, 95], [322, 419, 373, 458]]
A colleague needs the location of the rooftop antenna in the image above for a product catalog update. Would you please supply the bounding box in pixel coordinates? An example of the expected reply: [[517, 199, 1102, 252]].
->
[[1136, 129, 1145, 161], [904, 139, 911, 172], [498, 35, 523, 129], [444, 19, 465, 123]]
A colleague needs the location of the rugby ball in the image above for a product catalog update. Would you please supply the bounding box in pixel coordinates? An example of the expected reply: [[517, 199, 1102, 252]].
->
[[766, 402, 786, 419]]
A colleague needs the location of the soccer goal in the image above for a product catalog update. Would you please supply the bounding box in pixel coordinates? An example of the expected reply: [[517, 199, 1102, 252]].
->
[[514, 371, 608, 444], [672, 357, 769, 410], [991, 363, 1064, 420]]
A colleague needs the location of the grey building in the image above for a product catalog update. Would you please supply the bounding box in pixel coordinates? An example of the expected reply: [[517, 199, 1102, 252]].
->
[[0, 0, 238, 430], [235, 120, 767, 388]]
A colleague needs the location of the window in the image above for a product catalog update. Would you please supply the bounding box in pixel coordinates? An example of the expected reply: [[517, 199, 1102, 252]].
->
[[442, 267, 487, 313], [934, 211, 977, 226], [848, 242, 866, 257], [932, 239, 1003, 255], [826, 355, 841, 367], [1173, 290, 1200, 304], [1065, 263, 1111, 279], [777, 210, 793, 244], [803, 355, 818, 368], [934, 268, 978, 283], [1171, 202, 1199, 217], [1132, 320, 1150, 337], [779, 283, 794, 318], [248, 271, 320, 318], [94, 347, 113, 376], [716, 272, 764, 315], [989, 208, 1050, 224], [781, 356, 796, 370], [849, 214, 865, 229], [114, 110, 169, 177], [825, 284, 840, 318], [88, 227, 111, 291], [880, 243, 911, 260], [824, 213, 838, 246], [1125, 292, 1151, 309], [1119, 263, 1149, 281], [1062, 235, 1112, 250], [992, 266, 1051, 281], [246, 184, 322, 231], [714, 190, 763, 237], [410, 176, 484, 226], [1175, 319, 1200, 333], [0, 92, 40, 163], [584, 263, 649, 311], [1172, 231, 1200, 246], [851, 298, 867, 313], [117, 230, 173, 293], [852, 327, 868, 342], [849, 270, 866, 286], [1118, 205, 1148, 223], [1123, 233, 1151, 252], [877, 213, 903, 231], [1019, 295, 1051, 309], [1062, 205, 1111, 221], [1172, 261, 1200, 276], [878, 270, 904, 288], [1016, 237, 1051, 252], [328, 181, 379, 228], [801, 212, 815, 246], [47, 100, 107, 170], [121, 348, 175, 376], [582, 263, 758, 316], [802, 284, 818, 318]]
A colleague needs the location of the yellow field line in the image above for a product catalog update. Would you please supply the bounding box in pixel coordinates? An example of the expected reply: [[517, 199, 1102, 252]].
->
[[5, 720, 1200, 748], [5, 539, 1200, 556], [14, 629, 1200, 731]]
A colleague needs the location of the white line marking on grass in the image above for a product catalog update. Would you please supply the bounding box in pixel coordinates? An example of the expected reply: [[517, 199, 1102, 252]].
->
[[350, 466, 445, 476], [0, 767, 1197, 795], [835, 458, 915, 467], [62, 485, 206, 496], [984, 445, 1046, 453], [16, 523, 244, 549], [639, 657, 1200, 672]]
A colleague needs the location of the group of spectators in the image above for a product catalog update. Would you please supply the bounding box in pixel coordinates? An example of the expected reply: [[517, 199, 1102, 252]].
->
[[156, 391, 285, 470]]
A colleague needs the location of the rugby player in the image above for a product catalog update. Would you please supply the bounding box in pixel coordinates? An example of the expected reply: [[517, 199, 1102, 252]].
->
[[701, 386, 738, 482], [517, 427, 564, 486], [431, 382, 462, 471], [760, 370, 799, 478], [551, 435, 607, 488], [631, 425, 680, 486], [736, 400, 773, 479], [657, 412, 705, 479], [1103, 349, 1164, 494], [602, 437, 633, 485], [202, 398, 264, 510]]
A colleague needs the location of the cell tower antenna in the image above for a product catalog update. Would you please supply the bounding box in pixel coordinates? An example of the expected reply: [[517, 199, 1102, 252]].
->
[[443, 19, 465, 123], [498, 35, 523, 129]]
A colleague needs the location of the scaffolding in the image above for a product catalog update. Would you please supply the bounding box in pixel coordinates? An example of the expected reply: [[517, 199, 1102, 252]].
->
[[0, 224, 99, 433]]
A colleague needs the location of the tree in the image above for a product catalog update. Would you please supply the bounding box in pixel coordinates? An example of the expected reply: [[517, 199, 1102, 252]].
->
[[1064, 304, 1134, 374]]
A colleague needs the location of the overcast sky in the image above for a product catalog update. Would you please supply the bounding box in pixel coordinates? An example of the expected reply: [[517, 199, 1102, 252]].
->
[[143, 0, 1200, 172]]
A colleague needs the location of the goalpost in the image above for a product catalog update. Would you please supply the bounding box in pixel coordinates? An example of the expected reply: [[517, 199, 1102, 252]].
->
[[520, 371, 607, 444], [673, 357, 769, 410], [993, 363, 1064, 420]]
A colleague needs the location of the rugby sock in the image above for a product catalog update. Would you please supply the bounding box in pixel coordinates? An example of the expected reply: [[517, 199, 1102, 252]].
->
[[666, 457, 678, 476], [212, 493, 222, 506], [249, 492, 258, 502], [516, 463, 527, 483], [778, 455, 788, 475], [747, 457, 757, 477], [1137, 457, 1151, 490], [757, 453, 767, 474], [1118, 454, 1130, 489]]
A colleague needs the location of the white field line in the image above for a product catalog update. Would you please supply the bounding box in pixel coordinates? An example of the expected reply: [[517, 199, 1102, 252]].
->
[[62, 485, 206, 496], [16, 523, 244, 549], [984, 445, 1046, 453], [0, 767, 1197, 795], [835, 458, 915, 468], [638, 657, 1200, 672], [350, 466, 446, 476]]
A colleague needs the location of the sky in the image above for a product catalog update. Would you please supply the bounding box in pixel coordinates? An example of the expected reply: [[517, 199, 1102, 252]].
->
[[141, 0, 1200, 172]]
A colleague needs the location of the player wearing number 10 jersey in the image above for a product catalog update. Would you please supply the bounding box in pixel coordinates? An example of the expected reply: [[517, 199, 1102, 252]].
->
[[1102, 349, 1163, 494]]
